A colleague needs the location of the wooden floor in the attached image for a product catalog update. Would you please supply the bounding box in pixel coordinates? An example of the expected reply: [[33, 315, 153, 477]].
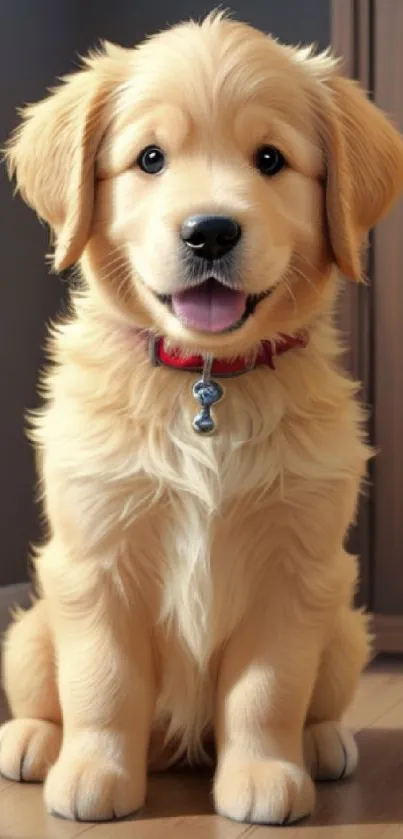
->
[[1, 657, 403, 838]]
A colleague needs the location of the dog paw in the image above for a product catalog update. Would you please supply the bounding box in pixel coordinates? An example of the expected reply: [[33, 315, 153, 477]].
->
[[304, 721, 358, 781], [44, 741, 146, 821], [214, 756, 315, 825], [0, 719, 62, 782]]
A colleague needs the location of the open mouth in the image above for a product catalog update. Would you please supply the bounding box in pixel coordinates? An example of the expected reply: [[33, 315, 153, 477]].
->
[[157, 278, 272, 333]]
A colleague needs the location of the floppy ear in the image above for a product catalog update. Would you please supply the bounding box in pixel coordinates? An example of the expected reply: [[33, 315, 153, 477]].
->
[[321, 75, 403, 280], [5, 44, 126, 271]]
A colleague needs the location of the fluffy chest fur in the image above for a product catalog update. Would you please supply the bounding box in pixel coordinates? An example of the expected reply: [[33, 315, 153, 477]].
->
[[34, 302, 368, 758], [37, 304, 367, 640]]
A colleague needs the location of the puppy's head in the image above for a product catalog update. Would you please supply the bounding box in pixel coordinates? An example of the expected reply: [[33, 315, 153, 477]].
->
[[7, 14, 403, 355]]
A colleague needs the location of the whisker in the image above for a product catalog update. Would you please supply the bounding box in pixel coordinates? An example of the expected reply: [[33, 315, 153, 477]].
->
[[282, 277, 298, 311], [283, 260, 324, 299]]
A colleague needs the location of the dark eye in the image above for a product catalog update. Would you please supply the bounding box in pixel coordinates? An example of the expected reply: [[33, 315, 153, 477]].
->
[[254, 145, 286, 177], [137, 145, 166, 174]]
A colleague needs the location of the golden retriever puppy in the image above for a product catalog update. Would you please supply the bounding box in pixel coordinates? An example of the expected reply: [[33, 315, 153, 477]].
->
[[1, 12, 403, 825]]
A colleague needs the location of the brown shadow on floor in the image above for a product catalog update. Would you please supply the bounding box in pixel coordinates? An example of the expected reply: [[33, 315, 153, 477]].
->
[[144, 769, 213, 820]]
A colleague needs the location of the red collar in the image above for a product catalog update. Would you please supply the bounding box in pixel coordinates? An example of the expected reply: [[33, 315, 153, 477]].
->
[[149, 331, 309, 378]]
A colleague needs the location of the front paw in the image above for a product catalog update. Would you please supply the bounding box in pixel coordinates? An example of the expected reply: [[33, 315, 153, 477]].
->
[[304, 721, 358, 781], [0, 719, 61, 782], [214, 756, 315, 825], [44, 736, 146, 821]]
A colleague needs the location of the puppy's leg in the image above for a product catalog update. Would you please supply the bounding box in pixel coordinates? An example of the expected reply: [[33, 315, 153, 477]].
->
[[39, 549, 155, 822], [0, 599, 62, 782], [304, 607, 370, 781], [214, 601, 320, 825]]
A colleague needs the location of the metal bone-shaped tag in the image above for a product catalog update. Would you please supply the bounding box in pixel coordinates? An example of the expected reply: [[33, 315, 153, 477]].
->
[[192, 354, 224, 434]]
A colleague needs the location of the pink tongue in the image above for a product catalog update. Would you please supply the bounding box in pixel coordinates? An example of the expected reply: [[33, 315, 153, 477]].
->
[[172, 279, 247, 333]]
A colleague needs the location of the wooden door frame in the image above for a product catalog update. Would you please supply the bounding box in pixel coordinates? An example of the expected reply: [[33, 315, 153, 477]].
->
[[371, 2, 403, 646], [332, 1, 403, 651], [331, 0, 373, 610]]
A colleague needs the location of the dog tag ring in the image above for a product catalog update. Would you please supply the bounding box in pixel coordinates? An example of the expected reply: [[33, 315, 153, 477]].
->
[[192, 355, 224, 434]]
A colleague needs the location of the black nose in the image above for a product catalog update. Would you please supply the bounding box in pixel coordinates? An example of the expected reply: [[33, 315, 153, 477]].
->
[[181, 215, 241, 260]]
